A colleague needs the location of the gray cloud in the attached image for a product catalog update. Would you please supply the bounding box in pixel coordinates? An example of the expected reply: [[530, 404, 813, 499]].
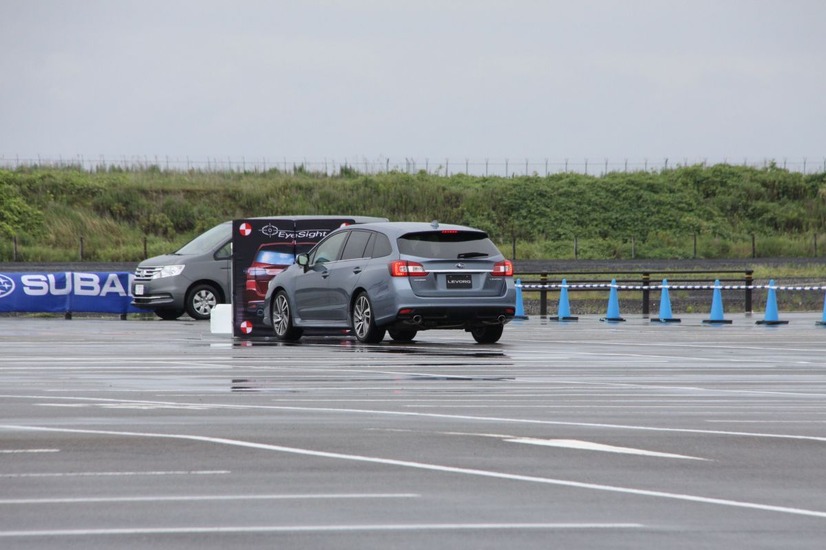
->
[[1, 0, 824, 165]]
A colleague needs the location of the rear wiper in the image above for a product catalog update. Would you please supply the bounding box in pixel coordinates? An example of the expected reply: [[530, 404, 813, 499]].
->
[[457, 252, 489, 259]]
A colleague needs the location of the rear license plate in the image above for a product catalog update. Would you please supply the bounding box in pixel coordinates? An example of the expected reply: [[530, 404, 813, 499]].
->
[[134, 284, 144, 296], [446, 274, 473, 289]]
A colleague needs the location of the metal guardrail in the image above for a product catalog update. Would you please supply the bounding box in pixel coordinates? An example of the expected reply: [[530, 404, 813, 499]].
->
[[515, 270, 755, 317]]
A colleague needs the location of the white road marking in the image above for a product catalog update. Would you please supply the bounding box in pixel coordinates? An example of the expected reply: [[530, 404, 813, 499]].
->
[[379, 429, 707, 460], [706, 420, 826, 424], [4, 394, 826, 443], [507, 438, 707, 460], [0, 523, 643, 537], [0, 470, 229, 479], [0, 449, 59, 454], [0, 494, 419, 505], [4, 424, 826, 520]]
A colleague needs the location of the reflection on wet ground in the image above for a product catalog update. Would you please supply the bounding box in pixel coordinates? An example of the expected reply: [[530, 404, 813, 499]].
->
[[231, 373, 514, 392], [233, 335, 508, 359]]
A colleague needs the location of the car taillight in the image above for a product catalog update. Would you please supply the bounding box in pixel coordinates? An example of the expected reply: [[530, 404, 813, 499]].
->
[[390, 260, 428, 277], [491, 259, 513, 277]]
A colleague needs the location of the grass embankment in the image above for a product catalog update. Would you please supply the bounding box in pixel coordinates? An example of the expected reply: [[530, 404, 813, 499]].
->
[[1, 163, 825, 265]]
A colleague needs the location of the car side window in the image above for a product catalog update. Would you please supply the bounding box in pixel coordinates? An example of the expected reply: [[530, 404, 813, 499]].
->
[[340, 230, 372, 260], [214, 241, 232, 260], [310, 232, 349, 265], [372, 233, 392, 258]]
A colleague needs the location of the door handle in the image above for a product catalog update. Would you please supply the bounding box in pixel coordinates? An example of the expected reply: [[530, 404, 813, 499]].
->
[[352, 267, 362, 274]]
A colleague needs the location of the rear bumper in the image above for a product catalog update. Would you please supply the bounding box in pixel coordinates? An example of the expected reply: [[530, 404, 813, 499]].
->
[[393, 306, 515, 329]]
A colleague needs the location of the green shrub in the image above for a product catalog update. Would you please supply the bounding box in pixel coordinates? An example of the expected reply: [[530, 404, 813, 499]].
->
[[3, 164, 826, 262]]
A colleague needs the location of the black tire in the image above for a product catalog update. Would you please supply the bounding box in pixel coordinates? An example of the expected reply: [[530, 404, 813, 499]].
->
[[470, 324, 504, 344], [185, 284, 220, 320], [271, 291, 303, 341], [388, 328, 418, 342], [352, 292, 385, 344], [155, 309, 184, 320]]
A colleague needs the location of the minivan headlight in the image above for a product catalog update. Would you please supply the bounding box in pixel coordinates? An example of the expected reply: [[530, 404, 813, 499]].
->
[[153, 265, 185, 279]]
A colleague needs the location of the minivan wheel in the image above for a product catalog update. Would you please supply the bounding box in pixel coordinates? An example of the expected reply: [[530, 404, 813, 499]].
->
[[388, 328, 417, 342], [470, 324, 504, 344], [352, 292, 385, 344], [185, 284, 219, 320], [272, 291, 303, 341], [155, 309, 184, 320]]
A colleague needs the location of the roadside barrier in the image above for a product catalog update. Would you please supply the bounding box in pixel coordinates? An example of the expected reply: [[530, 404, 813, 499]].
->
[[515, 279, 826, 325], [518, 270, 755, 316], [0, 271, 146, 319]]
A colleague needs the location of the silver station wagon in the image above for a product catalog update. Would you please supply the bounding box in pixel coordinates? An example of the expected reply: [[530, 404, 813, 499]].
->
[[262, 221, 516, 344]]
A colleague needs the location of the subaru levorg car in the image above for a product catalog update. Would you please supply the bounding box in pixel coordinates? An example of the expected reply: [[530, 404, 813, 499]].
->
[[262, 221, 516, 344]]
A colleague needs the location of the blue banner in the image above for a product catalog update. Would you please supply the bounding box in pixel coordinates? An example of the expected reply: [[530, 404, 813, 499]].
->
[[0, 272, 149, 314]]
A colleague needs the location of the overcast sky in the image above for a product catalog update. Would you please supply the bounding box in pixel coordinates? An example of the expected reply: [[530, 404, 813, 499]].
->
[[1, 0, 824, 169]]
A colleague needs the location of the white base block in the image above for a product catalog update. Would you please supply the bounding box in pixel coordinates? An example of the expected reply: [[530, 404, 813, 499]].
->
[[210, 304, 233, 334]]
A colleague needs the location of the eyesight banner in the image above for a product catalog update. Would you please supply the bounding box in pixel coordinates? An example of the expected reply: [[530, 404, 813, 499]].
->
[[0, 272, 148, 314]]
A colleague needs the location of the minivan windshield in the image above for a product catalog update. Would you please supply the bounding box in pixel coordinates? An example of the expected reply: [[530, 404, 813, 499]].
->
[[398, 230, 499, 259], [175, 223, 231, 255]]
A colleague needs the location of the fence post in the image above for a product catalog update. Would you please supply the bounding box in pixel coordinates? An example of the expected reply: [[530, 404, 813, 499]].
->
[[13, 236, 18, 261], [745, 270, 753, 314], [539, 273, 548, 318], [79, 236, 84, 261], [752, 234, 756, 258], [642, 273, 650, 317]]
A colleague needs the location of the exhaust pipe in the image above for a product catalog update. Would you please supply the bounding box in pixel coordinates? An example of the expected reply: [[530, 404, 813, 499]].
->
[[497, 315, 506, 324], [412, 315, 423, 325]]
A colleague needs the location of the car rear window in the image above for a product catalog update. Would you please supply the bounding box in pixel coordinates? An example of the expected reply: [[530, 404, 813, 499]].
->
[[398, 231, 500, 259], [255, 248, 295, 266]]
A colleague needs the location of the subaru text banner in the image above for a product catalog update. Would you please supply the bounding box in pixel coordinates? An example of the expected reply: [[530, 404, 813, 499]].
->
[[0, 272, 147, 314]]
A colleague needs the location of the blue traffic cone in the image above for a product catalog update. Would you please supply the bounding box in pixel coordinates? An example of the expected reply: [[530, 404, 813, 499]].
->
[[600, 279, 626, 322], [652, 279, 681, 323], [703, 279, 732, 325], [757, 279, 788, 325], [514, 278, 529, 320], [817, 291, 826, 326], [550, 279, 578, 322]]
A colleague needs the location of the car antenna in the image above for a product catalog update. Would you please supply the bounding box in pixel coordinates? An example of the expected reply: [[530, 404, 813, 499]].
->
[[430, 220, 439, 229]]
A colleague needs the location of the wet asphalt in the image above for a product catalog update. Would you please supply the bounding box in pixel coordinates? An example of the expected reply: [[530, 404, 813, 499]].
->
[[2, 313, 826, 549]]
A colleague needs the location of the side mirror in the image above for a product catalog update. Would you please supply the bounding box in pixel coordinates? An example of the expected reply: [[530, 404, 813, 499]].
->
[[297, 254, 309, 270]]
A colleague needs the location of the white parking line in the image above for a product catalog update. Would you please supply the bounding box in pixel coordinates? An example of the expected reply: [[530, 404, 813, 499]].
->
[[4, 424, 826, 520], [4, 395, 826, 443], [506, 438, 707, 460], [0, 523, 643, 537], [381, 429, 708, 460], [0, 470, 229, 479], [0, 449, 59, 454], [0, 494, 419, 505]]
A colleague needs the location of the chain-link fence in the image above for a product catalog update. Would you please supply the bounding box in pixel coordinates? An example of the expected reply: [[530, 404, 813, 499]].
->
[[1, 155, 824, 177]]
